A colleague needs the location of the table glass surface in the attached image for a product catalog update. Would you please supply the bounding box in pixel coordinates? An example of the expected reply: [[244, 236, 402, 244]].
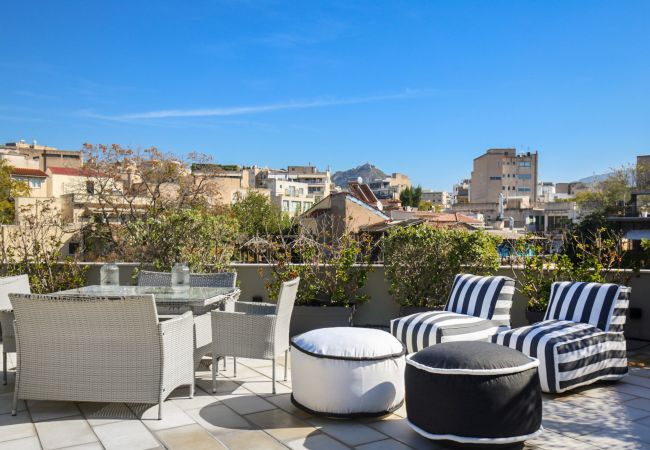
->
[[55, 285, 238, 304]]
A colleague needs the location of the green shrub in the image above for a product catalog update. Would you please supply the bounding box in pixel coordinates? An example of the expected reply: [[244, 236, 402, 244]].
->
[[383, 225, 501, 308]]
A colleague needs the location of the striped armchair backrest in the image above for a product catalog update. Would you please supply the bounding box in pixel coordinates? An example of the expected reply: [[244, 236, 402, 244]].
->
[[444, 274, 515, 323], [544, 282, 630, 332]]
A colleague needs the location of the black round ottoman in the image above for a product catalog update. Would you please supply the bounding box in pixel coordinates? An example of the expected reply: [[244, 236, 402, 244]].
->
[[405, 341, 542, 446]]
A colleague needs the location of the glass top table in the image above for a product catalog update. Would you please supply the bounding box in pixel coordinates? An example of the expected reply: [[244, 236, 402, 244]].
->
[[55, 285, 241, 315]]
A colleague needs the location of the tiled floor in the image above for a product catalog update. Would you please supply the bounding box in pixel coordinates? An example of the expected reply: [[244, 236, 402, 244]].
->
[[2, 341, 650, 450]]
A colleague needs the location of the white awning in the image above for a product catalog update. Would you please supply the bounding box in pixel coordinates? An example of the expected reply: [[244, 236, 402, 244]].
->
[[624, 230, 650, 240]]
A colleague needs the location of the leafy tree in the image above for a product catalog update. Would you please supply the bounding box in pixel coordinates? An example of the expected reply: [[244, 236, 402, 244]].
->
[[80, 143, 221, 257], [574, 165, 634, 216], [383, 225, 501, 307], [232, 190, 291, 237], [418, 201, 433, 211], [1, 199, 87, 293], [399, 185, 422, 208], [0, 160, 30, 224], [121, 208, 239, 272], [262, 219, 374, 306]]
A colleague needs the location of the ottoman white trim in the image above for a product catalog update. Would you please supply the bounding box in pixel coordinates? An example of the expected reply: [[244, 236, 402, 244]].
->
[[408, 420, 544, 445]]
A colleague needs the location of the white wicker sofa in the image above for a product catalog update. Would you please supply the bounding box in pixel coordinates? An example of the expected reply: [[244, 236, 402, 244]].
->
[[10, 293, 195, 419], [493, 281, 630, 393], [391, 274, 516, 353]]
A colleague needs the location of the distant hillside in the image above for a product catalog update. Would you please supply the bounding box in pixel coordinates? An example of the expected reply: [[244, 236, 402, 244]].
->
[[576, 173, 611, 184], [332, 163, 388, 187]]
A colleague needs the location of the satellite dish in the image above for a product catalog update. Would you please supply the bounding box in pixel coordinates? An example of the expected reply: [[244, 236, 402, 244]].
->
[[357, 176, 363, 184]]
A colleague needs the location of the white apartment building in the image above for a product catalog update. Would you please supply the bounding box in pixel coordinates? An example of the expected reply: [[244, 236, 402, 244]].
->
[[266, 179, 314, 216], [421, 190, 450, 206], [286, 166, 331, 202]]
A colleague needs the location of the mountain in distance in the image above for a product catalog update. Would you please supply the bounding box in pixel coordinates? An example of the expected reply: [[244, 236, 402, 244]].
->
[[576, 172, 612, 184], [332, 163, 388, 187]]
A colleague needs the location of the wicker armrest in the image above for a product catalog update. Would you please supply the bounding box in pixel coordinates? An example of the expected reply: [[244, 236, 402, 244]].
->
[[234, 301, 276, 315], [159, 312, 194, 394], [211, 311, 277, 358]]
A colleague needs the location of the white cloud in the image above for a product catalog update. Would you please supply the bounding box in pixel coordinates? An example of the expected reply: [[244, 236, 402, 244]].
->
[[89, 89, 427, 121]]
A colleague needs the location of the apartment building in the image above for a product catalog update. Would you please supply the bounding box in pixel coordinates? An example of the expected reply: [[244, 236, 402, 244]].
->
[[266, 178, 314, 216], [638, 155, 650, 189], [470, 148, 538, 203], [1, 141, 82, 171], [421, 190, 450, 206], [286, 165, 331, 202], [367, 173, 411, 200], [452, 179, 470, 204], [192, 165, 264, 205]]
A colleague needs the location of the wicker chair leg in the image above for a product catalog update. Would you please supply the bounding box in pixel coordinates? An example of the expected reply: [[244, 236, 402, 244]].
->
[[272, 358, 276, 394], [212, 354, 218, 393], [11, 389, 17, 416], [284, 350, 288, 381], [223, 357, 227, 371], [157, 402, 163, 420], [189, 382, 194, 399], [233, 357, 237, 378], [2, 352, 6, 385]]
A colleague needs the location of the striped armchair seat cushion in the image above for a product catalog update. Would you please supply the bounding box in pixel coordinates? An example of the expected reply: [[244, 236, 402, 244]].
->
[[493, 320, 627, 393], [390, 274, 515, 353], [391, 311, 506, 354]]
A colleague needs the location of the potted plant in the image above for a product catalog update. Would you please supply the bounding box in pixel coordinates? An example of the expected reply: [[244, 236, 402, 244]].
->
[[262, 230, 373, 336], [512, 228, 629, 324], [383, 225, 501, 315]]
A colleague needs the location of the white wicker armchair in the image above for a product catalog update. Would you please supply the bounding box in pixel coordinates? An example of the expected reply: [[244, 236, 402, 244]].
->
[[0, 275, 31, 385], [10, 293, 195, 419], [211, 277, 300, 394]]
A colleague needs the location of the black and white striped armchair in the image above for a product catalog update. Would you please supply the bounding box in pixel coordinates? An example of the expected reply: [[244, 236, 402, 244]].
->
[[390, 274, 516, 354], [493, 281, 630, 393]]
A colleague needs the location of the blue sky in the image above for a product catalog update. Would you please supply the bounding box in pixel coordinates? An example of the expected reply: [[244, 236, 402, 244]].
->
[[1, 1, 649, 190]]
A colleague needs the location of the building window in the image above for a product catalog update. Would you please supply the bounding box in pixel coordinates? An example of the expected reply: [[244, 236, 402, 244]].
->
[[518, 187, 531, 192], [29, 178, 43, 189], [303, 202, 313, 210], [291, 201, 301, 213], [489, 176, 502, 180], [518, 174, 532, 180], [86, 180, 95, 194], [519, 161, 531, 167], [282, 200, 290, 211]]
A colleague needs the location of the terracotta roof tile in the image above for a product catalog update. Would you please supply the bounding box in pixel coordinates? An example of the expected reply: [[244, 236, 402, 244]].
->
[[10, 167, 48, 177]]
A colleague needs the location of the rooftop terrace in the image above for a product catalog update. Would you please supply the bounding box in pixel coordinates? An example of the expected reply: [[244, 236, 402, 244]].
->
[[2, 340, 650, 450]]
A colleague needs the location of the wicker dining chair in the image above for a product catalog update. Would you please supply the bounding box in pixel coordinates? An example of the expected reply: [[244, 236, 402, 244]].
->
[[136, 270, 239, 371], [0, 275, 31, 385], [211, 277, 300, 394], [10, 293, 194, 419]]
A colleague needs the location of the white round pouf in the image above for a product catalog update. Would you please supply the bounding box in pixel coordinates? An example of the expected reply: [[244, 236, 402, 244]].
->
[[290, 327, 406, 418]]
